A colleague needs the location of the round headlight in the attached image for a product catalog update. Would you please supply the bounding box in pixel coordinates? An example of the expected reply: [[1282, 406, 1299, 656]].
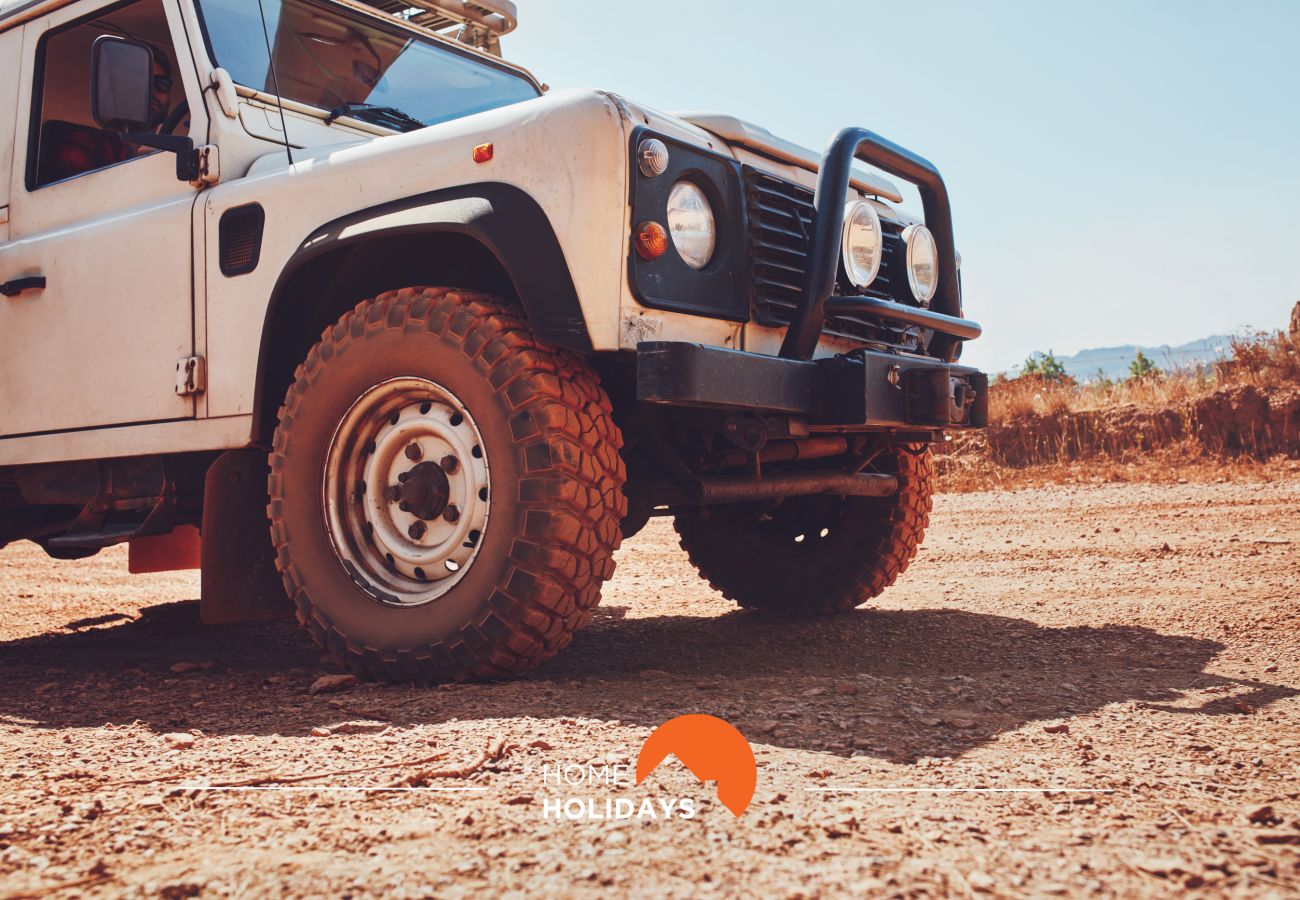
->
[[841, 201, 883, 289], [903, 224, 939, 306], [666, 181, 716, 270]]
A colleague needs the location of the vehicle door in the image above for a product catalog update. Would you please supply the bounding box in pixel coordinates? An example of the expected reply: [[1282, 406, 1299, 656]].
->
[[0, 0, 204, 437]]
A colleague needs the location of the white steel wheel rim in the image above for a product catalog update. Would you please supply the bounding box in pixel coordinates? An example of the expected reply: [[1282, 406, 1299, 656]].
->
[[322, 377, 491, 608]]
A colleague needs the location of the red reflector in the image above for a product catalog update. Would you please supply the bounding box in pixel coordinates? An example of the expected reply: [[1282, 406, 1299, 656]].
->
[[473, 143, 495, 163]]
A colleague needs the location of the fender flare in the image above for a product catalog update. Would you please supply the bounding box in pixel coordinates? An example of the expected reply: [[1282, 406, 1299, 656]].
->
[[251, 182, 590, 439]]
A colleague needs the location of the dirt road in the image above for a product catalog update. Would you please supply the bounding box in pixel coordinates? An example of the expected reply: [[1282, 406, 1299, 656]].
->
[[1, 481, 1297, 897]]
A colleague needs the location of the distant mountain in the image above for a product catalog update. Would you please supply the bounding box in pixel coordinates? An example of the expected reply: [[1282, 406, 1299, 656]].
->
[[1019, 336, 1236, 382]]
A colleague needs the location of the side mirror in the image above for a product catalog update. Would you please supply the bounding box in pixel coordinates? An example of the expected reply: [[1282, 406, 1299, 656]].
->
[[90, 36, 155, 132], [89, 36, 206, 183]]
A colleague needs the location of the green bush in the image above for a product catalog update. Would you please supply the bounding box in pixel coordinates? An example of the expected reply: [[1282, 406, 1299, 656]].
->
[[1021, 350, 1068, 382]]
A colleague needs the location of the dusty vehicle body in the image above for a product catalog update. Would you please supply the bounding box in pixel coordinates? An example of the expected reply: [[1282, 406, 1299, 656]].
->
[[0, 0, 987, 680]]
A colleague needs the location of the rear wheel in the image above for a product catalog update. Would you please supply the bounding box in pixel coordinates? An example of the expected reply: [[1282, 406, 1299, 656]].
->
[[674, 446, 933, 615], [269, 287, 626, 681]]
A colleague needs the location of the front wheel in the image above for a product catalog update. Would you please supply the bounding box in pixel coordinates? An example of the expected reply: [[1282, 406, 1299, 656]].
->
[[268, 287, 627, 681], [674, 446, 934, 616]]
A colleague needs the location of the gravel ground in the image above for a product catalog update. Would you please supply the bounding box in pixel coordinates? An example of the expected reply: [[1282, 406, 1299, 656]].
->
[[0, 480, 1297, 898]]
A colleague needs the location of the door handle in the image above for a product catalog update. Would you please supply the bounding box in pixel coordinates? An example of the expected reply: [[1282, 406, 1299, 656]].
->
[[1, 275, 46, 297]]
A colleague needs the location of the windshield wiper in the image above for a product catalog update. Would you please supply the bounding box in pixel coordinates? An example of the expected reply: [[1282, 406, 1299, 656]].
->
[[325, 103, 427, 133]]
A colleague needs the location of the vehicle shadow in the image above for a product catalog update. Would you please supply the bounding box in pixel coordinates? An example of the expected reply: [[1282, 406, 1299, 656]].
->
[[1, 598, 1293, 764]]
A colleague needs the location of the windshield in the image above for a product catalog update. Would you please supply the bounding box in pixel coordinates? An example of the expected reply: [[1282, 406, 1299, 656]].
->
[[196, 0, 539, 130]]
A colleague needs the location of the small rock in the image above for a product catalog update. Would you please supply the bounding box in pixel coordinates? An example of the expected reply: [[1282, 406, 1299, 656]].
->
[[1233, 700, 1253, 715], [967, 871, 995, 893], [528, 740, 553, 751], [163, 733, 196, 749], [310, 726, 332, 738], [35, 682, 60, 694], [169, 661, 214, 674], [505, 795, 533, 806], [1264, 664, 1279, 673], [309, 674, 359, 695], [1255, 832, 1300, 846], [1043, 723, 1070, 734], [834, 683, 856, 696], [330, 721, 388, 735], [1246, 804, 1278, 825], [1134, 855, 1190, 876], [760, 721, 780, 734]]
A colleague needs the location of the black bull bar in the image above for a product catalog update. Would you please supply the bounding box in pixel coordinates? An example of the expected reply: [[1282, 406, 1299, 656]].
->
[[779, 127, 982, 363]]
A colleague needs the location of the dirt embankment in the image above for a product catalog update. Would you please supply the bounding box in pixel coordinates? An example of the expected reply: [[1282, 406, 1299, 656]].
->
[[943, 384, 1300, 471]]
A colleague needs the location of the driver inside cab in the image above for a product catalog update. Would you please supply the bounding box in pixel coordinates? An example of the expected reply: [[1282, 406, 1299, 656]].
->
[[43, 45, 181, 183]]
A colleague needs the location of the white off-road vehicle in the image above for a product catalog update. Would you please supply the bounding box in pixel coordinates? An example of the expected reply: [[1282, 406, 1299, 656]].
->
[[0, 0, 987, 680]]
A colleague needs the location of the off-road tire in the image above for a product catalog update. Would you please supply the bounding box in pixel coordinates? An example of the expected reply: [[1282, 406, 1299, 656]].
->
[[674, 446, 933, 616], [268, 287, 627, 681]]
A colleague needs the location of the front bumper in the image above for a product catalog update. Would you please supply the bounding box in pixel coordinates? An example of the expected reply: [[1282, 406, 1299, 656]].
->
[[637, 342, 988, 430]]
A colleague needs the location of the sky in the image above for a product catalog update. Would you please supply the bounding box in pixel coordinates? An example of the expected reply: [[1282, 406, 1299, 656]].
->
[[503, 0, 1300, 374]]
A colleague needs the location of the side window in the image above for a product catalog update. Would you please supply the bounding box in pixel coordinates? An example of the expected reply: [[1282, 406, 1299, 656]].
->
[[29, 0, 188, 189]]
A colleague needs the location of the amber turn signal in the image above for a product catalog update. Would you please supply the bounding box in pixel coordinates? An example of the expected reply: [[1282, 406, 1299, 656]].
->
[[635, 222, 669, 260], [473, 143, 494, 163]]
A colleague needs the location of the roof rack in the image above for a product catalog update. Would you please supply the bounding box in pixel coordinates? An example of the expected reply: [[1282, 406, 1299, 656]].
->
[[360, 0, 518, 56]]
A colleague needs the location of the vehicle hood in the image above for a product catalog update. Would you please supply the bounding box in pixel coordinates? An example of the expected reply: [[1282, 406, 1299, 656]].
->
[[678, 113, 904, 204], [239, 89, 905, 207]]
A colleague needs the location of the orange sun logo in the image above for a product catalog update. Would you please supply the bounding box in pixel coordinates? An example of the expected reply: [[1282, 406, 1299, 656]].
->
[[636, 715, 757, 817]]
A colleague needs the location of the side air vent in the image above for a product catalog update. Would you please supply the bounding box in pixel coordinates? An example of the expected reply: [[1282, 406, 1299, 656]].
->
[[219, 204, 265, 277]]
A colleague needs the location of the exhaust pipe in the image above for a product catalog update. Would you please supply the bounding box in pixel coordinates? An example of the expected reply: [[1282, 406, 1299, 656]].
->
[[692, 470, 898, 505]]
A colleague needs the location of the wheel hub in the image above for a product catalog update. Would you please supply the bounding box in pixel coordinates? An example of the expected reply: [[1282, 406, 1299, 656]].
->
[[323, 378, 491, 607], [398, 461, 451, 521]]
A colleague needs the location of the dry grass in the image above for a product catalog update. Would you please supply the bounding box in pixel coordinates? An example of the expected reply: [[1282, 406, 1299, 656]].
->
[[989, 331, 1300, 422], [938, 331, 1300, 492], [990, 370, 1212, 420]]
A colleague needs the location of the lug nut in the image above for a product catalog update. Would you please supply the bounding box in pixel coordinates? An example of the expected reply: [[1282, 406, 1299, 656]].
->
[[398, 472, 410, 483], [442, 505, 460, 523], [386, 485, 403, 502], [399, 502, 411, 513], [405, 443, 423, 462], [408, 521, 427, 540], [440, 455, 459, 473]]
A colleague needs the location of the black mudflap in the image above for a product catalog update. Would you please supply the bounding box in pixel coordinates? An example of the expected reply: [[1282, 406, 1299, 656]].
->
[[200, 449, 291, 625]]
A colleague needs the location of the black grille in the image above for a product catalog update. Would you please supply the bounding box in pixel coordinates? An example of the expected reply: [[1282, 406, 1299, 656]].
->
[[219, 204, 265, 277], [744, 168, 914, 341]]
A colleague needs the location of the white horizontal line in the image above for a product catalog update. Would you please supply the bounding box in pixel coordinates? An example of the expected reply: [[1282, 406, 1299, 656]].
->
[[808, 788, 1116, 794], [179, 786, 488, 793]]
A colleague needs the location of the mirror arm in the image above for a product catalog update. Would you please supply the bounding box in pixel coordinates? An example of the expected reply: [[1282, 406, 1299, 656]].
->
[[121, 133, 199, 181]]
